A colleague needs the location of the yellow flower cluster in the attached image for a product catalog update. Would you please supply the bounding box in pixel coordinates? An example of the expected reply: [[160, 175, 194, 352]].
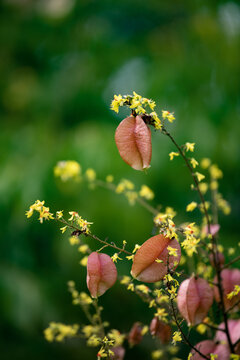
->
[[68, 281, 93, 305], [111, 91, 156, 115], [85, 168, 96, 182], [54, 160, 81, 181], [162, 110, 175, 122], [186, 201, 198, 212], [181, 223, 200, 257], [227, 285, 240, 300], [68, 211, 92, 234], [172, 331, 182, 345], [25, 200, 54, 223], [169, 151, 179, 161], [115, 179, 138, 205], [139, 185, 155, 200], [108, 329, 125, 347], [216, 194, 231, 215], [44, 322, 79, 342]]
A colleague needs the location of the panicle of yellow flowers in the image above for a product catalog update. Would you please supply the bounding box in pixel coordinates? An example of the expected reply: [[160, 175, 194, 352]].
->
[[25, 200, 54, 223], [181, 223, 200, 257], [44, 322, 79, 342], [172, 331, 182, 345], [54, 160, 81, 181], [68, 211, 93, 234]]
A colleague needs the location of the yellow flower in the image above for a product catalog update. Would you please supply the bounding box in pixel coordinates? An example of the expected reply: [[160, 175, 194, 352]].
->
[[185, 142, 195, 152], [195, 172, 205, 182], [162, 110, 175, 122], [106, 175, 114, 183], [172, 331, 182, 345], [60, 226, 67, 233], [169, 152, 179, 160], [139, 185, 154, 200], [209, 164, 223, 180], [85, 168, 96, 182], [111, 253, 122, 263], [54, 161, 81, 181], [201, 158, 211, 169], [69, 236, 80, 245], [190, 158, 199, 168], [136, 284, 149, 294], [120, 276, 131, 285], [227, 285, 240, 300], [152, 350, 163, 359], [151, 112, 162, 129], [78, 244, 89, 253], [80, 256, 88, 266], [167, 246, 178, 257], [56, 210, 63, 219], [154, 308, 168, 321], [186, 201, 198, 212], [199, 182, 208, 194]]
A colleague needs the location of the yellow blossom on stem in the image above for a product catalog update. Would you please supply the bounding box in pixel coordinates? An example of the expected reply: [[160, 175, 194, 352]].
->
[[195, 172, 205, 182], [201, 158, 211, 169], [60, 226, 67, 233], [54, 161, 81, 181], [186, 201, 198, 212], [172, 331, 182, 345], [190, 158, 199, 168], [167, 246, 178, 257], [111, 253, 122, 263], [69, 236, 80, 245], [169, 152, 179, 161], [80, 256, 88, 266], [136, 284, 150, 295], [139, 185, 154, 200], [85, 168, 96, 182], [227, 285, 240, 299], [154, 308, 168, 322], [185, 142, 195, 152]]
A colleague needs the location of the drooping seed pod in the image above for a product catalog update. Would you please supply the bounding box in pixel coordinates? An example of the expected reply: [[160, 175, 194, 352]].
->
[[131, 234, 181, 283], [115, 115, 152, 171], [190, 340, 230, 360], [87, 252, 117, 298], [110, 346, 125, 360], [202, 224, 220, 237], [209, 251, 225, 268], [128, 322, 143, 346], [214, 268, 240, 311], [150, 317, 171, 344], [215, 320, 240, 354], [177, 276, 213, 325]]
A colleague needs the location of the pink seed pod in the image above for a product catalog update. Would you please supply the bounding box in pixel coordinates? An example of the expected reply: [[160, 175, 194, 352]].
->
[[150, 317, 171, 344], [131, 234, 181, 283], [209, 251, 225, 268], [115, 115, 152, 171], [215, 320, 240, 354], [190, 340, 230, 360], [110, 346, 125, 360], [128, 322, 143, 346], [177, 276, 213, 325], [214, 268, 240, 311], [87, 252, 117, 298], [202, 224, 220, 237]]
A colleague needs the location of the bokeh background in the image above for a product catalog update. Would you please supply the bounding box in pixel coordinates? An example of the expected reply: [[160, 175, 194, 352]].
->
[[0, 0, 240, 359]]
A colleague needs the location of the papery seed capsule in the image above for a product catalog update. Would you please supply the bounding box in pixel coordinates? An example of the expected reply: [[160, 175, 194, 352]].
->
[[115, 115, 152, 171], [215, 320, 240, 354], [214, 268, 240, 311], [110, 346, 125, 360], [177, 276, 213, 325], [209, 251, 225, 268], [150, 317, 171, 344], [202, 224, 220, 237], [131, 234, 181, 283], [128, 322, 143, 346], [87, 252, 117, 298], [191, 340, 230, 360]]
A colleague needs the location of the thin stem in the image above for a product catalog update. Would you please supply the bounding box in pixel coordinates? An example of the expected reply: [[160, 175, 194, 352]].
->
[[161, 126, 235, 353], [57, 218, 132, 256], [222, 255, 240, 270]]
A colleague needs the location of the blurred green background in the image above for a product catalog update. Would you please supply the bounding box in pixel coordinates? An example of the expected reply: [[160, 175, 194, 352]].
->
[[0, 0, 240, 359]]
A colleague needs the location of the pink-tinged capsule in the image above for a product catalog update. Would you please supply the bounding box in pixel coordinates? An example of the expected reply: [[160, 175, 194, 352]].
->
[[190, 340, 230, 360], [131, 234, 181, 283], [115, 115, 152, 171], [177, 276, 213, 325], [150, 317, 171, 344], [110, 346, 125, 360], [209, 251, 225, 268], [215, 320, 240, 354], [128, 322, 143, 346], [202, 224, 220, 237], [87, 252, 117, 298], [214, 268, 240, 311]]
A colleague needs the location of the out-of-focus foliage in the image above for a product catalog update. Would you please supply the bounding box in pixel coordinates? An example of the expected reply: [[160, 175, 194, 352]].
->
[[0, 0, 239, 359]]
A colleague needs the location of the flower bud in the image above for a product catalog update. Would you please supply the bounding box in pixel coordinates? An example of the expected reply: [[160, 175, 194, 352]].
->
[[215, 320, 240, 354], [190, 340, 230, 360], [128, 322, 143, 346], [115, 115, 152, 171], [177, 276, 213, 325], [150, 317, 171, 344], [214, 268, 240, 311], [87, 252, 117, 298], [131, 234, 181, 283]]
